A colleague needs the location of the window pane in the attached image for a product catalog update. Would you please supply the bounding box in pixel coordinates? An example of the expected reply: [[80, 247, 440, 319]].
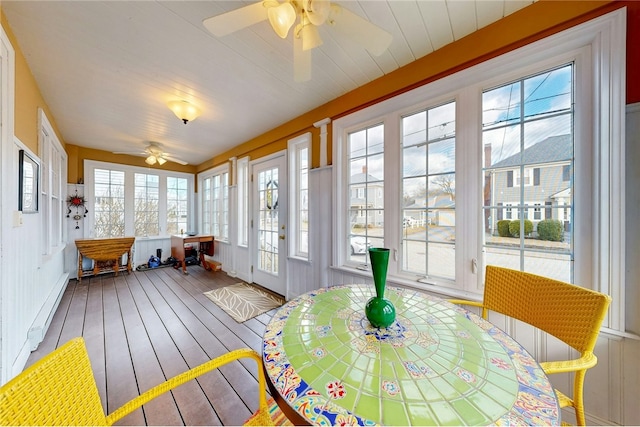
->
[[93, 169, 125, 238], [211, 172, 229, 240], [296, 146, 309, 257], [167, 177, 188, 235], [483, 64, 573, 277], [402, 101, 456, 280], [134, 173, 159, 237], [237, 158, 249, 246], [348, 124, 384, 263]]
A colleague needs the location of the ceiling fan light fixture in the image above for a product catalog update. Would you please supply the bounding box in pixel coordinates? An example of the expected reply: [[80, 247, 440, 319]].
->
[[157, 156, 167, 165], [167, 100, 200, 124], [268, 2, 296, 38], [300, 18, 322, 51], [145, 155, 157, 165], [304, 0, 330, 26]]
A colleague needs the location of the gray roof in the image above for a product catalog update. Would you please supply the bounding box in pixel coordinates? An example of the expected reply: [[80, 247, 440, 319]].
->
[[491, 134, 572, 168], [350, 172, 382, 184]]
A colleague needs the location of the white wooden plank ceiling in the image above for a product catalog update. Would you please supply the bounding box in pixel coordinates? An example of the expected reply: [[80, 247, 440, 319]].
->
[[1, 1, 535, 166]]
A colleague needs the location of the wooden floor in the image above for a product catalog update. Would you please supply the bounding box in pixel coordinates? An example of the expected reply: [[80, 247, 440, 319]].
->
[[26, 265, 280, 426]]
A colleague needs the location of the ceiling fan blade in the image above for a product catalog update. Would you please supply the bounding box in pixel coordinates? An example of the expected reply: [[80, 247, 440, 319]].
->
[[294, 32, 311, 82], [113, 151, 146, 156], [329, 5, 392, 56], [162, 155, 189, 166], [203, 1, 269, 37]]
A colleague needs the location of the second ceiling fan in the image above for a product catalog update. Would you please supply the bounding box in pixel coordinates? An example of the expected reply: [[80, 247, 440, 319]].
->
[[203, 0, 392, 82]]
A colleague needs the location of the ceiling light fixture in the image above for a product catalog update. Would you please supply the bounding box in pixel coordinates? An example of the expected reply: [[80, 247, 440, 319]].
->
[[268, 2, 296, 38], [298, 14, 322, 51], [167, 100, 201, 124], [145, 155, 157, 165]]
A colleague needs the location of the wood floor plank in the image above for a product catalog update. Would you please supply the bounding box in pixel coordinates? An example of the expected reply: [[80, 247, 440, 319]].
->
[[130, 270, 222, 425], [57, 278, 89, 346], [118, 273, 183, 426], [23, 267, 275, 426], [83, 276, 107, 412], [145, 269, 259, 425], [102, 275, 145, 425]]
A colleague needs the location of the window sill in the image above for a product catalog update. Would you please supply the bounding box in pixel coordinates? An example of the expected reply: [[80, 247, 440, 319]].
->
[[288, 255, 311, 265], [329, 265, 483, 301]]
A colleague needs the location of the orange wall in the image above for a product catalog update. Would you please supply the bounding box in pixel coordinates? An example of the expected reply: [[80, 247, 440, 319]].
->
[[1, 10, 64, 155], [626, 1, 640, 103], [66, 144, 195, 185]]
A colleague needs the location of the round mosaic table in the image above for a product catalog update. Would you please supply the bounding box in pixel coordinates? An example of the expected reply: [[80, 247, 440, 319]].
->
[[263, 284, 560, 426]]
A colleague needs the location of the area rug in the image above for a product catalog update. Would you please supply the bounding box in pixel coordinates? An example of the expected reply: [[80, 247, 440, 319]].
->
[[204, 283, 284, 323]]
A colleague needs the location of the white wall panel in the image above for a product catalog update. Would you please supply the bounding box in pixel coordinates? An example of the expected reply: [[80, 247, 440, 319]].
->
[[209, 240, 233, 275], [286, 258, 313, 300], [1, 142, 68, 383]]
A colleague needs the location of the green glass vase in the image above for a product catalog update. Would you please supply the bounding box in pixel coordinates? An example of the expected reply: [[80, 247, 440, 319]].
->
[[365, 248, 396, 328]]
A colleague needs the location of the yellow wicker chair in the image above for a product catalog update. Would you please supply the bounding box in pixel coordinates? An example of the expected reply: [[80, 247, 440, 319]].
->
[[0, 337, 274, 426], [449, 265, 611, 426]]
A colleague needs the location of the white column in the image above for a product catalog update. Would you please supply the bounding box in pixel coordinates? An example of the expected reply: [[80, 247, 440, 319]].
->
[[314, 118, 331, 168]]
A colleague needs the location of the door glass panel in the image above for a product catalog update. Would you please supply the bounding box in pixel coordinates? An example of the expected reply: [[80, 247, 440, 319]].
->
[[258, 167, 279, 274]]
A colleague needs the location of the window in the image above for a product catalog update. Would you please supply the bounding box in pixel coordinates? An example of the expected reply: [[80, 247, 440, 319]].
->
[[200, 165, 229, 241], [39, 109, 67, 256], [401, 101, 456, 280], [167, 177, 188, 235], [504, 203, 514, 220], [533, 203, 542, 221], [202, 177, 212, 235], [483, 65, 573, 279], [333, 10, 625, 331], [134, 173, 159, 237], [93, 168, 125, 238], [237, 157, 249, 247], [515, 168, 532, 187], [289, 133, 310, 259], [86, 161, 193, 238], [347, 124, 384, 263]]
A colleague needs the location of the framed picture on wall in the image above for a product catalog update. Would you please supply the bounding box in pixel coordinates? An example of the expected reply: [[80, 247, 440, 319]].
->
[[18, 149, 39, 213]]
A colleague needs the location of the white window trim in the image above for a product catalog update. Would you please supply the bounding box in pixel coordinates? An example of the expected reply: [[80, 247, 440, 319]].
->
[[288, 132, 311, 261], [38, 109, 67, 258], [236, 156, 250, 248], [332, 9, 626, 331], [198, 163, 230, 242], [85, 160, 194, 238]]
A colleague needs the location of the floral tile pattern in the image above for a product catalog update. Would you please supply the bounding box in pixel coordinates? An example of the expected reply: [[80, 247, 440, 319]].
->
[[263, 284, 559, 426]]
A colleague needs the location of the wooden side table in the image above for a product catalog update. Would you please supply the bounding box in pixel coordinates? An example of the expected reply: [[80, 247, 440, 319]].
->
[[170, 234, 215, 274], [75, 237, 135, 281]]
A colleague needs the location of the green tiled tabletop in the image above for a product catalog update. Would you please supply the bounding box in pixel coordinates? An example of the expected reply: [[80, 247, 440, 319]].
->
[[263, 284, 559, 425]]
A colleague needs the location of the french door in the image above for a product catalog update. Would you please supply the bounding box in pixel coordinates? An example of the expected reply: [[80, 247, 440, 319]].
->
[[251, 153, 287, 297]]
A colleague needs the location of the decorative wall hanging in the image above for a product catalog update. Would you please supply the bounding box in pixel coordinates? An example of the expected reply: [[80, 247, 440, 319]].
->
[[67, 188, 88, 229]]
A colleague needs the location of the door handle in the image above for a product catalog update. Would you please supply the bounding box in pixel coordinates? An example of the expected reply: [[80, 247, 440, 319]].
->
[[279, 234, 285, 240]]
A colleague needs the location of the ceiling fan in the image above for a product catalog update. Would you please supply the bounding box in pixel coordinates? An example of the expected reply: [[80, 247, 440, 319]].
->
[[203, 0, 392, 82], [113, 142, 189, 166]]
